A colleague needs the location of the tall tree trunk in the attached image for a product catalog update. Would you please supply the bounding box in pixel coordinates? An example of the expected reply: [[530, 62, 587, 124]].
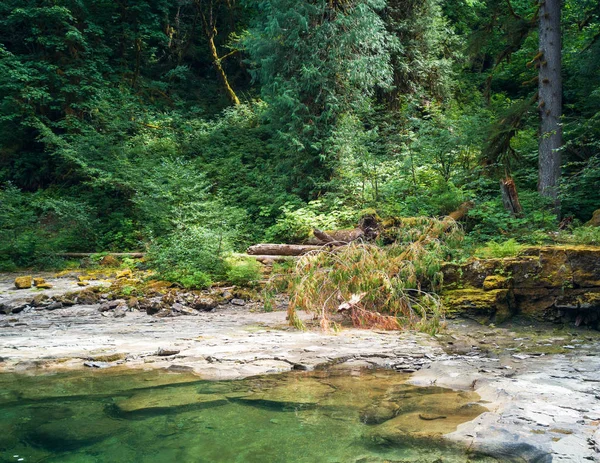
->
[[538, 0, 562, 213]]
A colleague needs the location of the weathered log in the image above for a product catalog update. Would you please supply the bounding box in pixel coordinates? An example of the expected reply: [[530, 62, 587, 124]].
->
[[447, 201, 475, 222], [247, 244, 333, 256], [313, 228, 337, 243], [308, 228, 365, 245], [232, 253, 297, 263], [56, 252, 145, 258]]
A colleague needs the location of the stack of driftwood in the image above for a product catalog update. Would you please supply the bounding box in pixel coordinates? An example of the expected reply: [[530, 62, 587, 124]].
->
[[244, 214, 380, 263], [244, 202, 474, 264]]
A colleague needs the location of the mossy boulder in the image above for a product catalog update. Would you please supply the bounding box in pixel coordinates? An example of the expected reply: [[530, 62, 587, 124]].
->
[[586, 209, 600, 227], [442, 259, 501, 290], [555, 291, 600, 310], [14, 276, 32, 289], [442, 245, 600, 325], [36, 282, 53, 289], [483, 275, 511, 291], [116, 268, 133, 279], [99, 255, 119, 266], [75, 289, 100, 305], [443, 288, 514, 324]]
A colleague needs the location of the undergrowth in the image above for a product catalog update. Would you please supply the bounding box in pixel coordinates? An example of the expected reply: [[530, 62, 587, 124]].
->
[[558, 227, 600, 246], [474, 239, 522, 259]]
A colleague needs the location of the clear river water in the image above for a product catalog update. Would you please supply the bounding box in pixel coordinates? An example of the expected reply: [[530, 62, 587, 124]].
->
[[0, 367, 496, 463]]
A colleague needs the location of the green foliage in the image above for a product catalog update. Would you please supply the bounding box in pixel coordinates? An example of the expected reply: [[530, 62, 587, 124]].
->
[[475, 239, 522, 259], [244, 0, 393, 195], [559, 227, 600, 246], [225, 256, 263, 287], [265, 199, 357, 243], [561, 157, 600, 221], [468, 192, 557, 243], [147, 226, 231, 289], [1, 0, 600, 280], [0, 183, 97, 269]]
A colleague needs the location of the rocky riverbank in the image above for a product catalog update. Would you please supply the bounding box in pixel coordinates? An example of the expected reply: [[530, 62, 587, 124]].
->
[[443, 245, 600, 328], [1, 270, 600, 461]]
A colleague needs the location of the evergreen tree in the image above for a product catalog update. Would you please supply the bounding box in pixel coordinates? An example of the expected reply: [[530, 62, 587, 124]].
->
[[244, 0, 393, 196]]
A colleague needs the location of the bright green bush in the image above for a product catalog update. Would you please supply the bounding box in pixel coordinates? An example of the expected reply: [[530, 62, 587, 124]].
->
[[475, 239, 522, 259], [225, 256, 263, 287], [467, 192, 557, 243], [147, 225, 231, 289], [265, 199, 357, 243], [0, 184, 97, 269]]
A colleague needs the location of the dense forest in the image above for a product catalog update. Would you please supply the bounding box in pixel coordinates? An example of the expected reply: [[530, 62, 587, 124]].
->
[[1, 0, 599, 286]]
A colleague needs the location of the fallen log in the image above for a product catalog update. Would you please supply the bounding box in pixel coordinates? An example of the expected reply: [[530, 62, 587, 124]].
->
[[447, 201, 475, 222], [56, 252, 146, 258], [311, 227, 364, 245], [232, 253, 297, 263], [247, 244, 333, 256], [313, 228, 337, 243]]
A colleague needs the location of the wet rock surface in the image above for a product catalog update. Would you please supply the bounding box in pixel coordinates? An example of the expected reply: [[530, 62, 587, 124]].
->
[[2, 272, 600, 461]]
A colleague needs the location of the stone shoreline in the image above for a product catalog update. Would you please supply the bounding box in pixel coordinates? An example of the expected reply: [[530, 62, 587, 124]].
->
[[1, 272, 600, 462]]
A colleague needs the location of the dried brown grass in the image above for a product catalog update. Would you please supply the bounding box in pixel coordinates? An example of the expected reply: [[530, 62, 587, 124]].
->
[[283, 217, 462, 334]]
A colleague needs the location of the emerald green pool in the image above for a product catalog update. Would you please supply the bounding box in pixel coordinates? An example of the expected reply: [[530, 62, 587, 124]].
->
[[0, 368, 495, 462]]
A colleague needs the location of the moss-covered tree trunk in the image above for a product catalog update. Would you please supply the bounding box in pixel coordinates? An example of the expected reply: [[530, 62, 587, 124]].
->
[[199, 0, 240, 106]]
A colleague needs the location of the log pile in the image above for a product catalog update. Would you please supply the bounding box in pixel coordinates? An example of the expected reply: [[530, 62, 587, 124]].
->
[[244, 203, 474, 264]]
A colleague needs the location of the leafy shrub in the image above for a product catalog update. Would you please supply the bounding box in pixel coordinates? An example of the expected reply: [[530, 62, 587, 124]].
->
[[0, 183, 97, 270], [558, 227, 600, 246], [475, 239, 522, 259], [225, 256, 263, 287], [147, 225, 230, 288], [265, 199, 357, 243], [467, 192, 557, 243], [161, 269, 213, 289]]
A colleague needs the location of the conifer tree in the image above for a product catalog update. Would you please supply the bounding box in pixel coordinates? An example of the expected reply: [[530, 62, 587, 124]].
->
[[537, 0, 562, 211]]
